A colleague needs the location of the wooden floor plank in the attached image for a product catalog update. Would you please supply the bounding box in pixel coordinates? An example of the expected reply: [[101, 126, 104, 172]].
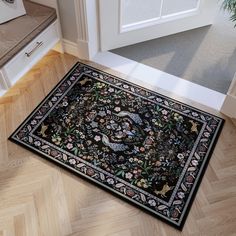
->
[[0, 51, 235, 236]]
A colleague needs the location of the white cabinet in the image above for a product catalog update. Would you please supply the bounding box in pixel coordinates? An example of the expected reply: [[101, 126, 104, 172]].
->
[[0, 20, 60, 95]]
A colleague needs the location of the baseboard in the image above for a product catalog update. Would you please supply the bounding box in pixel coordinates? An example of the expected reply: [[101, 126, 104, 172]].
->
[[61, 39, 79, 57], [0, 70, 8, 96], [57, 39, 91, 59], [53, 41, 64, 53]]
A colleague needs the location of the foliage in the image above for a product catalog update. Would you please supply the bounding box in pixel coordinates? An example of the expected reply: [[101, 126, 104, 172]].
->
[[222, 0, 236, 27]]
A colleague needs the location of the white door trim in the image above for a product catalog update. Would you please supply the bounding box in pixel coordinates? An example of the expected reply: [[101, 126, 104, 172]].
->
[[73, 0, 99, 60]]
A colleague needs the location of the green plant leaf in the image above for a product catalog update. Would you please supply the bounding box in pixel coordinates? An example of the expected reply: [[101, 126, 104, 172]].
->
[[222, 0, 236, 27]]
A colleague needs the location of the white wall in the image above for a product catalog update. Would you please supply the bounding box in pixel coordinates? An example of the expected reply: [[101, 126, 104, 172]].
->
[[58, 0, 78, 42]]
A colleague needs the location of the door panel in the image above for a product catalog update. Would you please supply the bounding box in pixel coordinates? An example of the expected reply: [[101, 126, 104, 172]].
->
[[99, 0, 219, 51], [122, 0, 162, 25], [162, 0, 199, 16]]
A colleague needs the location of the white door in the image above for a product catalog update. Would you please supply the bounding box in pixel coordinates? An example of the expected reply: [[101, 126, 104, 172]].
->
[[99, 0, 219, 51]]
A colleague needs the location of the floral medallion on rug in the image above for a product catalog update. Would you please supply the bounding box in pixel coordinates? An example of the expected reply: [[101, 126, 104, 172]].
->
[[9, 62, 224, 229]]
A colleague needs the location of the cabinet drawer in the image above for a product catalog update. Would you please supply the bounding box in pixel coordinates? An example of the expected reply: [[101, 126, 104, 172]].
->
[[3, 20, 59, 87]]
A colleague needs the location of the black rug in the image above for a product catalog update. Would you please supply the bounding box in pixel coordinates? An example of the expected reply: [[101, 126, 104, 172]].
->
[[9, 62, 224, 229]]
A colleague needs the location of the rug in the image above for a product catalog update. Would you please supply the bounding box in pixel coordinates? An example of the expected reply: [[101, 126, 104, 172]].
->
[[9, 62, 224, 229]]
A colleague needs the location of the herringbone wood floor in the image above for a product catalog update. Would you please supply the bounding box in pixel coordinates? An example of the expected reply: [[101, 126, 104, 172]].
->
[[0, 51, 236, 236]]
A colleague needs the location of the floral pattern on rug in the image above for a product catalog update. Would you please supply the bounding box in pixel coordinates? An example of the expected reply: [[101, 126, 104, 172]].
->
[[10, 62, 224, 229]]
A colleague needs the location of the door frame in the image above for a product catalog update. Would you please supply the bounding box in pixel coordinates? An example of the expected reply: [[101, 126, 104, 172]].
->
[[73, 0, 234, 115], [73, 0, 100, 60]]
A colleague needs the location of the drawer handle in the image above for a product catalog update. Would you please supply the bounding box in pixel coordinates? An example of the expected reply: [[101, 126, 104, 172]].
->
[[25, 41, 43, 57]]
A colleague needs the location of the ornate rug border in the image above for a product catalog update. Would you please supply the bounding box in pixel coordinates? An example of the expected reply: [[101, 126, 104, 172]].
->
[[9, 62, 225, 230]]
